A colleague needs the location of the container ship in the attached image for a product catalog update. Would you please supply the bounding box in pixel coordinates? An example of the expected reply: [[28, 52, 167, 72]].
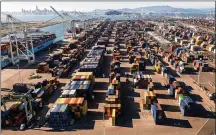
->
[[1, 28, 56, 68]]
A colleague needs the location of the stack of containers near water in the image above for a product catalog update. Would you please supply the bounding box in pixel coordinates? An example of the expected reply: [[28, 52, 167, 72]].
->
[[114, 52, 121, 61], [147, 81, 154, 91], [42, 79, 54, 96], [55, 97, 87, 119], [133, 71, 143, 88], [65, 71, 95, 100], [105, 84, 121, 126], [173, 58, 179, 69], [171, 57, 177, 67], [71, 72, 95, 84], [154, 60, 162, 74], [169, 58, 174, 65], [178, 95, 195, 116], [168, 84, 175, 97], [133, 72, 152, 88], [79, 65, 99, 76], [174, 48, 182, 57], [83, 57, 100, 65], [129, 55, 135, 64], [61, 90, 73, 98], [164, 53, 169, 62], [110, 60, 121, 74], [165, 74, 175, 86], [151, 103, 165, 124], [79, 48, 105, 76], [175, 87, 185, 100], [66, 80, 93, 99], [161, 67, 167, 77], [141, 91, 157, 110], [177, 61, 184, 74], [48, 104, 71, 129], [172, 81, 180, 90], [104, 102, 121, 125], [109, 72, 120, 83], [111, 77, 120, 90], [69, 98, 87, 119], [149, 54, 155, 65], [167, 54, 173, 63], [106, 56, 121, 126], [106, 84, 120, 104], [138, 60, 146, 71]]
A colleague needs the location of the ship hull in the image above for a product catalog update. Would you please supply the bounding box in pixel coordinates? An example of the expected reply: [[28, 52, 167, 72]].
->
[[1, 61, 11, 69], [33, 39, 55, 53]]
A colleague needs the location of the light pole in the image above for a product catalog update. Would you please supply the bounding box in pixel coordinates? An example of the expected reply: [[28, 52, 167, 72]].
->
[[198, 69, 201, 86], [103, 105, 105, 135]]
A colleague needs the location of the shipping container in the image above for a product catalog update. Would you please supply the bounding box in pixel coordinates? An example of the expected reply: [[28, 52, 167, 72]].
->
[[151, 103, 165, 124]]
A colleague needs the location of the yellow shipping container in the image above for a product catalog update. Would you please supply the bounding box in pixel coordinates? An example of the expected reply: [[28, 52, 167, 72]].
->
[[112, 117, 116, 126], [82, 105, 88, 115], [112, 109, 116, 118], [55, 98, 65, 104], [74, 72, 93, 76], [195, 40, 203, 46]]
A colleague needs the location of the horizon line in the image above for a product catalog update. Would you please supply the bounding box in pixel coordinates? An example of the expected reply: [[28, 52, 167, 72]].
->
[[1, 4, 215, 12]]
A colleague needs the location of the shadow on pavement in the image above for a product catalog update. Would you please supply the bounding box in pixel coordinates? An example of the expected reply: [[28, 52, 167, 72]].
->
[[160, 104, 180, 112], [156, 93, 174, 99], [158, 118, 192, 128]]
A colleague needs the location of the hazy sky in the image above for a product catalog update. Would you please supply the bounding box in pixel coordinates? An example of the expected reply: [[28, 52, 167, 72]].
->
[[2, 2, 215, 12]]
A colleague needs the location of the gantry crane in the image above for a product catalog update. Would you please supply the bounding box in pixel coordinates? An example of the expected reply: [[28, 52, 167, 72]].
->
[[5, 14, 35, 65], [1, 93, 35, 126], [62, 12, 77, 38], [50, 6, 76, 39]]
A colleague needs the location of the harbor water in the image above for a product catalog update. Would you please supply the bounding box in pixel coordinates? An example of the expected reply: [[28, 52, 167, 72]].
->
[[1, 15, 160, 43]]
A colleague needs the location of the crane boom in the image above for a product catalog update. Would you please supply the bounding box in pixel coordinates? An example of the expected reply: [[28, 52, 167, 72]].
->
[[50, 6, 64, 19]]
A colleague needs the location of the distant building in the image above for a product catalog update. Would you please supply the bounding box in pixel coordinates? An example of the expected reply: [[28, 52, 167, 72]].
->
[[21, 5, 55, 15]]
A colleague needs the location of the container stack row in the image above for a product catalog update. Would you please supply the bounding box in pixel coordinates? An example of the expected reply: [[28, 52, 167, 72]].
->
[[133, 71, 152, 89], [47, 21, 112, 129], [105, 59, 122, 126], [141, 91, 157, 110], [48, 104, 72, 129], [54, 97, 87, 119], [79, 48, 105, 77]]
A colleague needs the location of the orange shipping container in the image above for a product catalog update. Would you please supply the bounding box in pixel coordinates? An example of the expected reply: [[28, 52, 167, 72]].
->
[[64, 98, 71, 104]]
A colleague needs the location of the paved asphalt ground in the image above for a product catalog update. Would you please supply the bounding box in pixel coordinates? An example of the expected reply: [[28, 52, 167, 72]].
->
[[2, 23, 215, 135]]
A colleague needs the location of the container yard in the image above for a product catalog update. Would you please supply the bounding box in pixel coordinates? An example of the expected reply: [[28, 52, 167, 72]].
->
[[1, 7, 216, 135]]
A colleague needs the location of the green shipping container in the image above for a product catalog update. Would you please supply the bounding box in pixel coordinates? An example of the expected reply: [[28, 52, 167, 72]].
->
[[178, 94, 184, 105]]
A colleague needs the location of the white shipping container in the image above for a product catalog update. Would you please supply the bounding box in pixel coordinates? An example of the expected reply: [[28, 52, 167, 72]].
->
[[69, 90, 77, 97]]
